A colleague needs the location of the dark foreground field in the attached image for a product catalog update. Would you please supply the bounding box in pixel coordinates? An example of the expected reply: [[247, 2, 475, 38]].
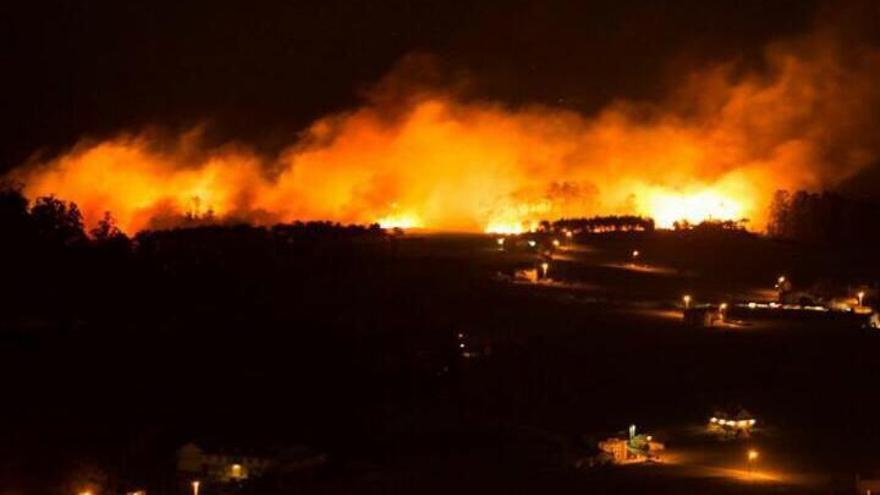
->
[[2, 228, 879, 494]]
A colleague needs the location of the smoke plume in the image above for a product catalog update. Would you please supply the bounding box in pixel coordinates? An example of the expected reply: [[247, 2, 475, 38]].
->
[[9, 26, 880, 234]]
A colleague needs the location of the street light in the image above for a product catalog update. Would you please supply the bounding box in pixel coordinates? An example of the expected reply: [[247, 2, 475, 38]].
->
[[682, 295, 692, 309], [775, 275, 786, 290], [858, 291, 865, 306], [552, 239, 560, 248], [540, 262, 549, 278], [191, 480, 200, 495], [632, 249, 640, 259], [747, 449, 758, 477]]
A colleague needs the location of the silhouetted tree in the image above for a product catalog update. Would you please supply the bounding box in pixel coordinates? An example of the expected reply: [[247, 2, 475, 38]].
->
[[90, 211, 120, 240], [0, 183, 31, 235], [672, 219, 748, 232], [767, 190, 791, 238], [552, 215, 654, 234], [767, 189, 880, 246], [90, 211, 131, 253], [30, 196, 87, 246]]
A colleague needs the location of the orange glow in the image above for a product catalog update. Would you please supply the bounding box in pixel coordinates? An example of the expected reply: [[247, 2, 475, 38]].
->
[[485, 221, 532, 235], [643, 187, 747, 229], [377, 204, 422, 230], [8, 33, 879, 234]]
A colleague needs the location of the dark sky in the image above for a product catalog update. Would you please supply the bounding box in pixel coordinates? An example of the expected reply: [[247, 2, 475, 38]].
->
[[0, 0, 822, 171]]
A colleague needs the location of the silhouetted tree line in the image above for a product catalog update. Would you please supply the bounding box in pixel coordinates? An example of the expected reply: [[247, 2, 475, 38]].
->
[[767, 190, 880, 244], [0, 183, 390, 322], [546, 215, 655, 234], [672, 218, 748, 232], [1, 183, 387, 254], [1, 186, 90, 247]]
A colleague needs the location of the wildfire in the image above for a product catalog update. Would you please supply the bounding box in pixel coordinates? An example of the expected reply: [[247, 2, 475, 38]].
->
[[485, 221, 533, 235], [644, 188, 748, 229], [7, 31, 880, 234], [377, 206, 423, 230]]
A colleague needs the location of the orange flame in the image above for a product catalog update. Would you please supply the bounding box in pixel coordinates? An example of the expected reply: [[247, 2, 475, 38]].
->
[[8, 33, 880, 234]]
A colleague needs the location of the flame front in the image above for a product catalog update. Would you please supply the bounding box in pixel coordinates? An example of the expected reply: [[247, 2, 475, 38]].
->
[[642, 188, 748, 229], [9, 32, 880, 234]]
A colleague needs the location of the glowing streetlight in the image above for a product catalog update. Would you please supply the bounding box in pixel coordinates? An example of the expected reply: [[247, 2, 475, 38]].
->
[[191, 480, 200, 495], [540, 262, 549, 278], [775, 275, 787, 290], [496, 237, 505, 246], [552, 239, 560, 248], [564, 230, 573, 239], [747, 449, 758, 476], [858, 291, 865, 306], [718, 302, 728, 321], [682, 295, 692, 309], [632, 249, 640, 259], [528, 240, 536, 248]]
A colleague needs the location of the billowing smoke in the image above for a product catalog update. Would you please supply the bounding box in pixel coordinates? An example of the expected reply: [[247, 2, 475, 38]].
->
[[8, 25, 880, 234]]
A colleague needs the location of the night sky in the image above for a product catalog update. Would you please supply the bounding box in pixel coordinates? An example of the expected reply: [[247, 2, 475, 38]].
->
[[0, 0, 849, 172]]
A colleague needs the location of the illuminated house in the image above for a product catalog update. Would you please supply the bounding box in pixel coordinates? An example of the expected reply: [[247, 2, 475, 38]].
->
[[597, 425, 665, 464], [177, 442, 326, 484], [708, 409, 757, 437], [178, 443, 270, 482]]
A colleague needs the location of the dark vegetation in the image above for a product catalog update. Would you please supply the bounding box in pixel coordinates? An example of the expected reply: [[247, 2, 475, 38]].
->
[[546, 215, 655, 233], [768, 189, 880, 245], [671, 218, 747, 232], [3, 185, 880, 494]]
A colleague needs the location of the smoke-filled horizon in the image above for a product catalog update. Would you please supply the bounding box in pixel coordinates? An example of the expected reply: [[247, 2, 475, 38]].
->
[[5, 1, 880, 234]]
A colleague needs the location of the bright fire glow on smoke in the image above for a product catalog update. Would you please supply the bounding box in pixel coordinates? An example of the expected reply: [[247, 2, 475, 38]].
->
[[8, 32, 880, 234]]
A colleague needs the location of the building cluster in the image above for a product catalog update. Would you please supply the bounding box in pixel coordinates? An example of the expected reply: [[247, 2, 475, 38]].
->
[[708, 409, 757, 438], [596, 425, 665, 465], [176, 442, 326, 491], [776, 278, 875, 315], [681, 276, 879, 329]]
